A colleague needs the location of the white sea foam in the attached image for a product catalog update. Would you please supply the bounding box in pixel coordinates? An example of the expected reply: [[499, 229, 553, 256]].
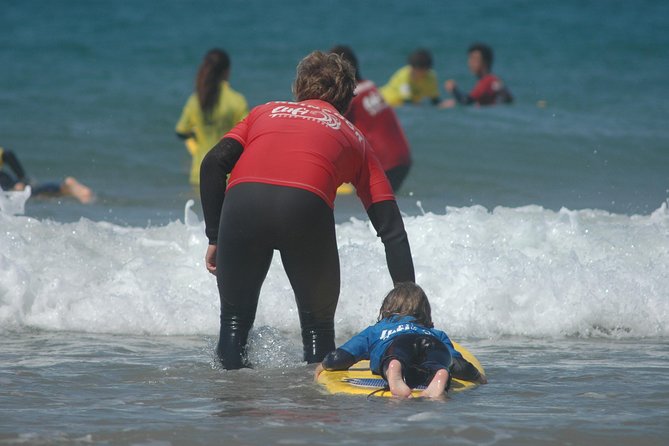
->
[[1, 202, 668, 339], [0, 186, 31, 216]]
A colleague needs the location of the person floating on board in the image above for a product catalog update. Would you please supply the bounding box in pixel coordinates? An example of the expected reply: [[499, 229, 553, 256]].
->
[[441, 42, 513, 108], [379, 48, 441, 107], [199, 51, 415, 369], [0, 146, 93, 204], [314, 282, 486, 398], [330, 45, 412, 192], [176, 48, 248, 185]]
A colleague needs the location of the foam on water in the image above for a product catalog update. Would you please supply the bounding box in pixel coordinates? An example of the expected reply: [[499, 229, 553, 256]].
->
[[1, 201, 668, 340]]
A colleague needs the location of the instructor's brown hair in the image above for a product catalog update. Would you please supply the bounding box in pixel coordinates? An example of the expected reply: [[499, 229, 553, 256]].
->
[[378, 282, 434, 328], [293, 51, 356, 114]]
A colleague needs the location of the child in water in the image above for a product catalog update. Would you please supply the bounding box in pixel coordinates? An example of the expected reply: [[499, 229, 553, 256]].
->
[[315, 282, 486, 398]]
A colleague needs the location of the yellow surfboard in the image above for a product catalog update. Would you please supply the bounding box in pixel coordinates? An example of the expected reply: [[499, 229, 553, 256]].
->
[[317, 341, 484, 397]]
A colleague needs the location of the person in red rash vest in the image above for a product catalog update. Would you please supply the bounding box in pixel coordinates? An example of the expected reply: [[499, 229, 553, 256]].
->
[[199, 51, 415, 370], [441, 43, 513, 108], [330, 45, 412, 192]]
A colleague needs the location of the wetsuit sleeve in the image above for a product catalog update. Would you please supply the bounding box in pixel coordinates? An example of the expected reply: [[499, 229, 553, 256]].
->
[[451, 356, 482, 382], [366, 200, 415, 283], [451, 86, 475, 105], [336, 326, 374, 361], [0, 149, 28, 182], [321, 348, 357, 371], [199, 137, 244, 244], [428, 72, 441, 105], [498, 86, 514, 104]]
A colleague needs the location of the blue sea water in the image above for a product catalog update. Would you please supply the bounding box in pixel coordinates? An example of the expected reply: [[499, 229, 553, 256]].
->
[[1, 1, 669, 444]]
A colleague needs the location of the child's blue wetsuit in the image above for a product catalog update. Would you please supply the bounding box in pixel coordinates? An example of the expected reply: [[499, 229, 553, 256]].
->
[[337, 315, 461, 374], [322, 315, 482, 385]]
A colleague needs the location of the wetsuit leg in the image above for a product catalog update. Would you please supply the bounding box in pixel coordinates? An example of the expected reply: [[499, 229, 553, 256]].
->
[[215, 185, 275, 369], [31, 182, 62, 196], [214, 183, 340, 367], [384, 163, 411, 192], [0, 172, 17, 191], [416, 336, 452, 389], [381, 334, 452, 388], [275, 188, 340, 363], [380, 334, 417, 382]]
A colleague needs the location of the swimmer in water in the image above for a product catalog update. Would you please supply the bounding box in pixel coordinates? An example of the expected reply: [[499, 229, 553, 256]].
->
[[441, 42, 513, 108], [0, 147, 93, 204], [379, 48, 441, 107]]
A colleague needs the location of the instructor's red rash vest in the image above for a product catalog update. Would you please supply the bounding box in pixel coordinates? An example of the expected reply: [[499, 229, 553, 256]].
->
[[224, 99, 395, 209]]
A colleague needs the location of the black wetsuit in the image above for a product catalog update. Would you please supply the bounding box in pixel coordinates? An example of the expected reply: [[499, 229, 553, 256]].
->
[[0, 149, 61, 195], [200, 138, 415, 369], [0, 149, 27, 191]]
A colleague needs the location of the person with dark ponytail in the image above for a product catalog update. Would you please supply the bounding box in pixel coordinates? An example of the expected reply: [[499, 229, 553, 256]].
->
[[176, 49, 248, 185]]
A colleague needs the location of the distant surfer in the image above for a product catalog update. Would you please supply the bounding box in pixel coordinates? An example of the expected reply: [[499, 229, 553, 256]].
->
[[330, 45, 412, 192], [0, 146, 93, 203], [199, 51, 415, 369], [175, 48, 248, 185], [380, 48, 441, 107], [315, 282, 487, 398], [441, 43, 513, 108]]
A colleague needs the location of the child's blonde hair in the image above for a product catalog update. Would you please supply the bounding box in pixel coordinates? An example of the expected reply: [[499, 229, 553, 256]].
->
[[378, 282, 433, 328]]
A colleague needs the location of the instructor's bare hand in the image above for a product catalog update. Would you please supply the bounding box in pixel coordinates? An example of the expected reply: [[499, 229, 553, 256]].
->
[[205, 245, 217, 275]]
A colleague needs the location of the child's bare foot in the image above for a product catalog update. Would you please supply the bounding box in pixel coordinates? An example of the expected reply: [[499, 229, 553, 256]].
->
[[422, 369, 449, 398], [386, 359, 412, 398], [62, 177, 94, 204]]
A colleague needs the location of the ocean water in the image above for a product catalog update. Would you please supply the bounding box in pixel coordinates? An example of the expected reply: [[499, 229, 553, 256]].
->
[[2, 0, 669, 444]]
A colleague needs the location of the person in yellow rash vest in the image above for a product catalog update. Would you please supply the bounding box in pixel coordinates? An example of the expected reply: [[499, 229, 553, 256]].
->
[[379, 48, 440, 107], [176, 49, 248, 185]]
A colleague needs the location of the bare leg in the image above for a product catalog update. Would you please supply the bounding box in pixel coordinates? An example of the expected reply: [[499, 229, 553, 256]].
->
[[386, 359, 412, 398], [61, 177, 93, 204], [422, 369, 449, 398]]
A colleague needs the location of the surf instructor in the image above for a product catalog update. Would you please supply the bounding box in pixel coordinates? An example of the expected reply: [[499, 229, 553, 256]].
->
[[199, 51, 415, 369]]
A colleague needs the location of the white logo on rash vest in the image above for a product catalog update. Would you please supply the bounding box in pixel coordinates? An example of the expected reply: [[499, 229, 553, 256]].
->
[[379, 323, 432, 340], [269, 103, 341, 130]]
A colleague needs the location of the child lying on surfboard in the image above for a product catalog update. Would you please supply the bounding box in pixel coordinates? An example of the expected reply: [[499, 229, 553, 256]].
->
[[314, 282, 486, 398]]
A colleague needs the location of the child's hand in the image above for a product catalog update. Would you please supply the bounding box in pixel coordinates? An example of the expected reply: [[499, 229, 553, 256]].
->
[[313, 363, 324, 381]]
